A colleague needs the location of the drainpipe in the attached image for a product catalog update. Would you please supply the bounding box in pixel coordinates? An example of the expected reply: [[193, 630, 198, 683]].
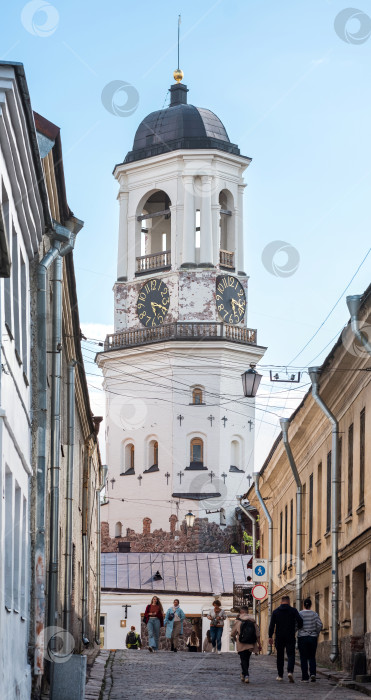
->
[[237, 497, 257, 615], [280, 418, 302, 612], [47, 221, 80, 643], [63, 360, 77, 633], [308, 366, 339, 663], [346, 295, 371, 356], [253, 471, 273, 654], [34, 240, 62, 675], [95, 464, 108, 644]]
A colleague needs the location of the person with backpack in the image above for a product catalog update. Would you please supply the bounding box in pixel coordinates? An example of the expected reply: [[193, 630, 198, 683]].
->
[[298, 597, 323, 682], [231, 606, 261, 684], [268, 594, 303, 682], [207, 599, 227, 653], [125, 625, 142, 649], [164, 598, 186, 652]]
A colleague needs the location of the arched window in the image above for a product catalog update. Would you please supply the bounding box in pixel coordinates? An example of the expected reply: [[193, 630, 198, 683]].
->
[[124, 443, 135, 473], [190, 438, 203, 465], [115, 522, 122, 538], [231, 440, 240, 468], [153, 441, 158, 466], [192, 387, 203, 405]]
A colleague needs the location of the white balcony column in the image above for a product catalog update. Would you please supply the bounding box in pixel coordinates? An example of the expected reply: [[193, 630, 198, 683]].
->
[[127, 214, 138, 281], [181, 175, 195, 266], [200, 175, 213, 266], [212, 202, 221, 267], [236, 183, 245, 273], [117, 189, 129, 280]]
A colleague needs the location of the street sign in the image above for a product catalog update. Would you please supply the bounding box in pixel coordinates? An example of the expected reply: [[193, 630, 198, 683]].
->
[[251, 584, 268, 601], [252, 558, 268, 582]]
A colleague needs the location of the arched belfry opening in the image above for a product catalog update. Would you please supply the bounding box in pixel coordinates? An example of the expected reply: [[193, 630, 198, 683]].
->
[[136, 190, 171, 275], [219, 189, 235, 270]]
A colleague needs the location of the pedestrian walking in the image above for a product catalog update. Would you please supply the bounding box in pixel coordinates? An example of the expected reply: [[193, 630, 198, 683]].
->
[[231, 606, 261, 684], [186, 630, 199, 652], [298, 597, 323, 682], [207, 599, 227, 654], [202, 630, 213, 652], [164, 598, 186, 652], [268, 594, 303, 682], [143, 595, 164, 652], [125, 625, 142, 649]]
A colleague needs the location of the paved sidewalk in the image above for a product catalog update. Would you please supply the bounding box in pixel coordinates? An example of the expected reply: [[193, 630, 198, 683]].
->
[[86, 650, 364, 700]]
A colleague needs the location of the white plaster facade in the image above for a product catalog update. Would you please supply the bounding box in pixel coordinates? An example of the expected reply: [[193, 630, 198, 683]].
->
[[98, 84, 266, 537], [0, 63, 45, 700]]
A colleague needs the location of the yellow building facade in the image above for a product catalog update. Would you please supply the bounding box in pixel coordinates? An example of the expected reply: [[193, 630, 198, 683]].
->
[[248, 285, 370, 672]]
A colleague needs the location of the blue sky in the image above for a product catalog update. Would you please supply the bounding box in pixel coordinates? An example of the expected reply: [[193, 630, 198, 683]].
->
[[2, 0, 370, 467]]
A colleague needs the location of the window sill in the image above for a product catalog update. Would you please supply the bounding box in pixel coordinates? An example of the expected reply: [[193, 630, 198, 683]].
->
[[322, 628, 329, 635], [23, 371, 29, 387], [307, 547, 312, 554], [315, 539, 321, 548], [356, 503, 365, 515], [344, 514, 352, 523], [324, 530, 331, 539], [143, 465, 159, 474], [185, 463, 207, 471], [120, 468, 135, 476], [189, 403, 206, 406], [5, 322, 13, 341], [287, 564, 293, 571]]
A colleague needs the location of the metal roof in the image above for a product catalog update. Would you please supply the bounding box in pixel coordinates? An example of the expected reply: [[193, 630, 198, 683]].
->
[[101, 552, 252, 594]]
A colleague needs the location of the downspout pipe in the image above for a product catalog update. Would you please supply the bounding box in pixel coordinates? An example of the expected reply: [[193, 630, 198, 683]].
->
[[237, 497, 257, 615], [47, 224, 79, 642], [308, 366, 339, 663], [95, 464, 108, 644], [280, 418, 302, 612], [34, 240, 62, 675], [346, 295, 371, 356], [63, 360, 77, 633], [253, 471, 273, 654]]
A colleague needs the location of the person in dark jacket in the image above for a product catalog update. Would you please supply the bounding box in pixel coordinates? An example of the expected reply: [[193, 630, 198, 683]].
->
[[268, 595, 303, 682]]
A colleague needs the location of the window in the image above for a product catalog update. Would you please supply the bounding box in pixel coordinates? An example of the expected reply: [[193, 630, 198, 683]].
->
[[231, 439, 240, 468], [289, 499, 293, 563], [20, 252, 28, 371], [279, 510, 283, 574], [5, 468, 13, 610], [309, 473, 313, 549], [348, 424, 353, 515], [315, 592, 320, 615], [12, 230, 21, 357], [195, 209, 200, 249], [20, 496, 27, 615], [338, 436, 342, 523], [324, 586, 329, 630], [115, 522, 122, 538], [190, 437, 203, 464], [14, 484, 21, 611], [192, 387, 203, 405], [162, 232, 167, 251], [302, 482, 306, 552], [344, 574, 350, 621], [123, 443, 135, 473], [317, 462, 322, 541], [153, 441, 158, 466], [359, 409, 365, 506], [284, 504, 288, 570], [326, 452, 331, 533]]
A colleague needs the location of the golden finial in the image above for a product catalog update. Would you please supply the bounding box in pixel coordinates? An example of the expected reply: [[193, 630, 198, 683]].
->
[[173, 68, 184, 83]]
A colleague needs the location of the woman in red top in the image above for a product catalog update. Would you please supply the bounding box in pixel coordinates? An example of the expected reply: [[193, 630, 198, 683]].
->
[[143, 596, 164, 652]]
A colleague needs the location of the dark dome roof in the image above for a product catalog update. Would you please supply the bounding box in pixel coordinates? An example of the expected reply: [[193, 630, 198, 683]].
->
[[124, 83, 240, 163]]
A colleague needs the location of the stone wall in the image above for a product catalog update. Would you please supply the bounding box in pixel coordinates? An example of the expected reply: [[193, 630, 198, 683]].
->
[[101, 516, 240, 553]]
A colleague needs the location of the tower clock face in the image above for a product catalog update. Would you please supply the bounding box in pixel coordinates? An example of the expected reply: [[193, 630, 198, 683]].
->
[[137, 278, 170, 327], [216, 275, 246, 325]]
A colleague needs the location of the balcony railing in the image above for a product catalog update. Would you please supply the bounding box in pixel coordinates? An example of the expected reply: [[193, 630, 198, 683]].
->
[[104, 322, 257, 351], [136, 250, 171, 275], [219, 249, 234, 269]]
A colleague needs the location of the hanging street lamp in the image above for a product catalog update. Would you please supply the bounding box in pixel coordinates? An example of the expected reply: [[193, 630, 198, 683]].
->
[[241, 364, 262, 398]]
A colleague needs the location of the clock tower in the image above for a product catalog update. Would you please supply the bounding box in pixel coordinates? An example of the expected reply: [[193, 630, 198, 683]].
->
[[97, 73, 266, 547]]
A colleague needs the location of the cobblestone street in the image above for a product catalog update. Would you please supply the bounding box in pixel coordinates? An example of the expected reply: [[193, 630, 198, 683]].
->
[[86, 651, 364, 700]]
